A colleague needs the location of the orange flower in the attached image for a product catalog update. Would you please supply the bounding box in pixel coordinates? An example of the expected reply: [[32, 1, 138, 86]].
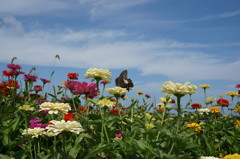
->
[[209, 107, 220, 113], [186, 123, 202, 133], [64, 113, 76, 121]]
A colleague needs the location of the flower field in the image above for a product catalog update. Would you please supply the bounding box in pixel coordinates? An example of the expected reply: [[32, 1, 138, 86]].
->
[[0, 59, 240, 159]]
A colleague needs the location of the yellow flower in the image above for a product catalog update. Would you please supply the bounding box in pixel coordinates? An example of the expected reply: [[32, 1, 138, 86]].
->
[[145, 113, 155, 120], [199, 84, 211, 89], [226, 91, 238, 97], [224, 153, 240, 159], [137, 91, 144, 95], [156, 102, 164, 107], [234, 107, 240, 114], [186, 123, 202, 132], [39, 102, 71, 114], [209, 107, 220, 113], [19, 105, 35, 111], [96, 99, 114, 107], [145, 123, 155, 130], [160, 97, 167, 103], [236, 120, 240, 127]]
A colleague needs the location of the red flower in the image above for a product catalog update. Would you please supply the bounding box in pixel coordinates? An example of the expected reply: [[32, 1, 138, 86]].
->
[[191, 103, 202, 109], [217, 99, 229, 107], [236, 84, 240, 88], [100, 81, 110, 85], [169, 99, 176, 103], [64, 113, 76, 121], [34, 85, 42, 93], [24, 74, 38, 82], [238, 90, 240, 95], [145, 94, 151, 98], [2, 70, 13, 77], [109, 109, 118, 115], [68, 73, 78, 80]]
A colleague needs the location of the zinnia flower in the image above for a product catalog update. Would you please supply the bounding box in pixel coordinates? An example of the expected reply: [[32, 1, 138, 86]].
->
[[191, 103, 202, 109], [96, 99, 114, 107], [198, 108, 210, 115], [22, 128, 46, 138], [24, 74, 38, 82], [226, 91, 238, 97], [161, 81, 197, 97], [7, 64, 22, 70], [39, 102, 71, 114], [100, 80, 110, 85], [2, 70, 13, 77], [217, 99, 229, 107], [73, 81, 98, 98], [137, 91, 144, 95], [186, 123, 202, 133], [106, 86, 128, 97], [115, 133, 123, 140], [223, 153, 240, 159], [145, 123, 155, 130], [145, 94, 151, 98], [68, 73, 79, 80], [199, 84, 211, 89], [34, 85, 42, 93], [205, 97, 216, 105], [199, 156, 220, 159], [19, 105, 35, 111], [40, 78, 51, 84], [209, 107, 220, 113], [85, 68, 112, 81], [64, 113, 76, 121], [236, 84, 240, 88], [234, 107, 240, 114], [46, 120, 84, 136]]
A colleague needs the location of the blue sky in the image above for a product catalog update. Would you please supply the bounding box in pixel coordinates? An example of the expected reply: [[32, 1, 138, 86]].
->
[[0, 0, 240, 108]]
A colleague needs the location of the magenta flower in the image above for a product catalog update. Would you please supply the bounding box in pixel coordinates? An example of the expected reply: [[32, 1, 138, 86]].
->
[[7, 64, 22, 70], [40, 78, 51, 84], [29, 117, 42, 124], [73, 82, 98, 98], [11, 70, 25, 76], [24, 74, 38, 82], [65, 80, 81, 92]]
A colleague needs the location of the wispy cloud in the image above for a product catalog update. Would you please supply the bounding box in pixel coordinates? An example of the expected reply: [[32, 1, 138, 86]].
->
[[1, 17, 239, 82]]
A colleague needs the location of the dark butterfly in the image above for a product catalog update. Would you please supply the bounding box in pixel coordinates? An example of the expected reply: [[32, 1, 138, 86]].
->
[[115, 70, 134, 91]]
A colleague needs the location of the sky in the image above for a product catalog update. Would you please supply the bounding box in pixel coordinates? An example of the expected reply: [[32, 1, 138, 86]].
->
[[0, 0, 240, 110]]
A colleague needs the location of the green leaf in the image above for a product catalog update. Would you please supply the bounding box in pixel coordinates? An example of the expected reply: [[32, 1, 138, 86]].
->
[[0, 154, 12, 159], [83, 143, 107, 159], [69, 135, 84, 159]]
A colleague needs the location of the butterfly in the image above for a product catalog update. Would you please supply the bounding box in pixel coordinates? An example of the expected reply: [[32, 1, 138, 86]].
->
[[115, 70, 134, 91]]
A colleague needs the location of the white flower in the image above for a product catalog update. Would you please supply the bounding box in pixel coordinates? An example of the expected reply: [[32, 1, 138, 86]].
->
[[199, 156, 220, 159], [161, 81, 197, 96], [205, 97, 216, 105], [46, 120, 84, 136], [39, 102, 71, 114], [96, 99, 114, 107], [22, 128, 45, 138], [106, 86, 128, 97], [198, 108, 210, 115], [85, 68, 112, 81]]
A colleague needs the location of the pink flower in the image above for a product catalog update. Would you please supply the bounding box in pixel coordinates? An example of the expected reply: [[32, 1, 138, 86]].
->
[[40, 78, 51, 84], [73, 82, 98, 98], [7, 64, 22, 70], [65, 80, 81, 92], [24, 74, 38, 82]]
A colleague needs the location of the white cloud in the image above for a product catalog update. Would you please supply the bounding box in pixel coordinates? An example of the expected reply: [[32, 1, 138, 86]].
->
[[0, 0, 77, 15], [0, 17, 240, 82]]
